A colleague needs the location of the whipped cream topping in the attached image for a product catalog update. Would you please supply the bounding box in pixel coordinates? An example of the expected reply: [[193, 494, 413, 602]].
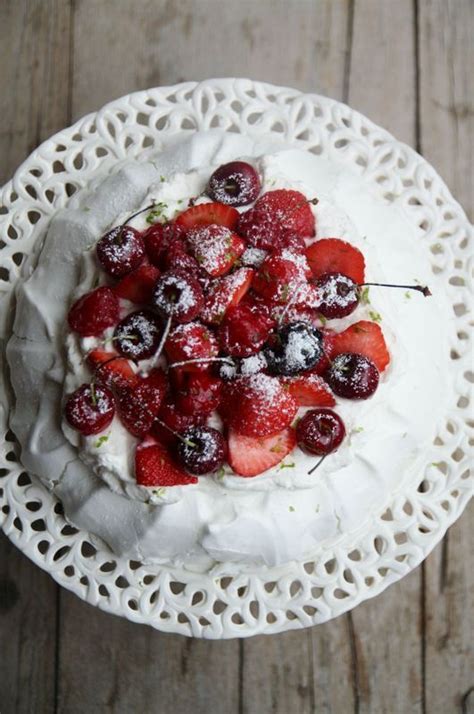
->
[[6, 131, 453, 569]]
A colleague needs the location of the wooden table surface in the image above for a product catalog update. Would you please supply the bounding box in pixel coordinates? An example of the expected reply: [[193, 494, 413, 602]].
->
[[0, 1, 472, 712]]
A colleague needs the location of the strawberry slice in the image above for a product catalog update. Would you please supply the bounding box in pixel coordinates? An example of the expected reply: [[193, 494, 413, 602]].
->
[[252, 251, 310, 304], [86, 349, 138, 391], [165, 322, 219, 373], [175, 202, 240, 231], [114, 264, 160, 304], [201, 268, 254, 324], [237, 189, 315, 251], [284, 373, 336, 407], [332, 320, 390, 372], [186, 225, 245, 277], [228, 427, 297, 477], [118, 369, 168, 437], [68, 286, 120, 337], [305, 238, 365, 284], [224, 374, 298, 437], [135, 436, 197, 487]]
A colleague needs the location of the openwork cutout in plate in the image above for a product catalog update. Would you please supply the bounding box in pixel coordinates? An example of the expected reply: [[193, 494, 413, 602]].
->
[[0, 80, 472, 638]]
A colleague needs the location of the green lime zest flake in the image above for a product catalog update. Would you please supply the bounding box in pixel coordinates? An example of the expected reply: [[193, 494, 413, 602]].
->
[[146, 202, 168, 224], [270, 444, 284, 453], [317, 313, 327, 326], [280, 284, 290, 302], [160, 175, 166, 182], [404, 291, 412, 299], [152, 487, 167, 497], [314, 504, 320, 513], [359, 286, 371, 305], [216, 466, 226, 480], [431, 461, 443, 468], [94, 434, 109, 448], [352, 426, 364, 434], [279, 461, 295, 470], [369, 310, 382, 323], [289, 506, 295, 512]]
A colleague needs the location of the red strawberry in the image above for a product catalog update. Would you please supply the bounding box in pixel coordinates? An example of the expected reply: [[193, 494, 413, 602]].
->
[[162, 239, 199, 275], [201, 268, 254, 324], [68, 287, 120, 337], [219, 302, 275, 358], [175, 202, 240, 231], [332, 320, 390, 372], [283, 373, 335, 407], [143, 222, 184, 267], [186, 225, 245, 277], [175, 372, 222, 416], [252, 251, 311, 304], [135, 437, 197, 487], [311, 329, 337, 375], [305, 238, 366, 284], [86, 349, 138, 391], [153, 400, 205, 445], [118, 369, 167, 437], [114, 264, 160, 304], [224, 374, 298, 437], [237, 189, 315, 250], [228, 427, 297, 477], [165, 322, 219, 373]]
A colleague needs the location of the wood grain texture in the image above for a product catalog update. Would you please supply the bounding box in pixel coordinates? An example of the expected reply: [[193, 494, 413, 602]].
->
[[0, 1, 472, 713], [56, 590, 240, 714], [418, 0, 473, 220], [0, 2, 72, 712], [418, 3, 474, 712], [71, 0, 350, 119]]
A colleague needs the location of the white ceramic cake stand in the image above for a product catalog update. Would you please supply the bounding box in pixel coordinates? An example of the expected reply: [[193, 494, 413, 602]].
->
[[0, 79, 472, 638]]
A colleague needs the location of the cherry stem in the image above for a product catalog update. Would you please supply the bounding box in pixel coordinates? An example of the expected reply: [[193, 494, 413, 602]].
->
[[154, 418, 197, 448], [188, 191, 206, 208], [307, 453, 328, 475], [122, 203, 158, 228], [167, 357, 234, 370], [360, 282, 431, 297], [149, 316, 172, 370]]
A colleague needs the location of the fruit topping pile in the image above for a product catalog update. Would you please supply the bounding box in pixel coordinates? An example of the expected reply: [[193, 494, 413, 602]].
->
[[65, 160, 429, 489]]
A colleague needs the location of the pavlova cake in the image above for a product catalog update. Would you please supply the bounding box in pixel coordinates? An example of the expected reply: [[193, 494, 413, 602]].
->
[[6, 131, 451, 568]]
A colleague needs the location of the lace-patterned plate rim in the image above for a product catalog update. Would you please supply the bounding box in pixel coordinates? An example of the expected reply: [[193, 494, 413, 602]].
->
[[0, 79, 472, 639]]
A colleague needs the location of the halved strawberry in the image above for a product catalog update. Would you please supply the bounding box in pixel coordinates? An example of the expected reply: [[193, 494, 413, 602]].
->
[[68, 287, 120, 337], [165, 322, 219, 373], [305, 238, 365, 284], [332, 320, 390, 372], [283, 373, 336, 407], [228, 427, 297, 477], [114, 264, 160, 304], [142, 222, 184, 267], [86, 349, 138, 391], [225, 374, 298, 437], [201, 268, 254, 324], [135, 436, 197, 487], [252, 251, 310, 304], [311, 329, 337, 375], [118, 369, 168, 437], [237, 189, 315, 251], [175, 202, 240, 231], [218, 302, 275, 358], [186, 225, 245, 277]]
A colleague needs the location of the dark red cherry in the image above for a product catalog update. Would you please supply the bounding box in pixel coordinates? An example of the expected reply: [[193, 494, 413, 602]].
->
[[65, 383, 115, 436], [114, 310, 164, 360], [325, 352, 379, 399], [315, 272, 359, 319], [96, 226, 145, 277], [296, 408, 346, 455], [152, 270, 204, 324], [176, 426, 227, 475], [206, 161, 261, 207]]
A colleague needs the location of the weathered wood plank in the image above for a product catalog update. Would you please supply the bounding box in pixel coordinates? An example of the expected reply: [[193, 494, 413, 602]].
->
[[346, 3, 425, 713], [0, 1, 73, 712], [418, 0, 473, 220], [418, 2, 474, 712], [56, 589, 240, 714], [71, 0, 350, 121]]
